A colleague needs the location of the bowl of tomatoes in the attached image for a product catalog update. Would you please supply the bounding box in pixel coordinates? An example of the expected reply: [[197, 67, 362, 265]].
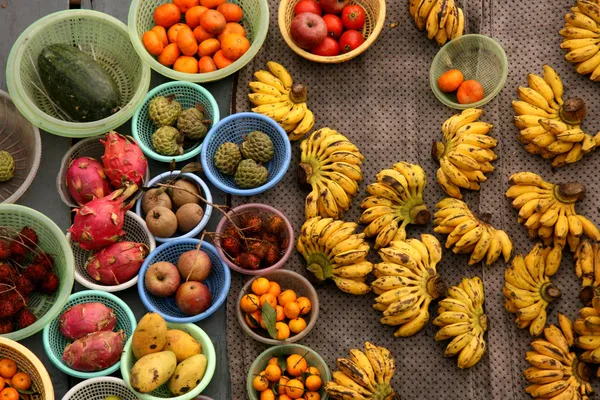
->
[[128, 0, 269, 82], [278, 0, 386, 63]]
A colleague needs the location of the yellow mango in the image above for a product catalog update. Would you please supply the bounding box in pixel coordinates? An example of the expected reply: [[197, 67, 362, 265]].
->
[[130, 351, 177, 393], [164, 329, 202, 363], [132, 312, 167, 359], [168, 354, 208, 395]]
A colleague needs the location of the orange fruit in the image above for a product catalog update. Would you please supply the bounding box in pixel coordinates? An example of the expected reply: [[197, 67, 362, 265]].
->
[[277, 376, 290, 395], [151, 26, 169, 46], [279, 395, 292, 400], [200, 9, 226, 35], [200, 0, 227, 8], [176, 28, 198, 56], [0, 388, 18, 400], [304, 392, 320, 400], [252, 374, 269, 391], [267, 357, 279, 366], [198, 56, 217, 72], [267, 281, 281, 298], [213, 49, 234, 69], [218, 22, 246, 41], [0, 379, 4, 392], [264, 364, 282, 382], [284, 379, 304, 399], [240, 293, 260, 313], [217, 3, 243, 22], [437, 69, 464, 92], [283, 301, 300, 319], [275, 322, 290, 340], [286, 354, 308, 377], [142, 31, 164, 56], [186, 6, 209, 29], [260, 389, 275, 400], [275, 305, 285, 322], [10, 373, 31, 391], [193, 25, 215, 43], [278, 290, 297, 307], [153, 4, 181, 28], [259, 293, 277, 309], [168, 23, 192, 43], [456, 80, 485, 104], [198, 38, 221, 57], [173, 55, 199, 73], [0, 360, 16, 379], [296, 297, 312, 315], [174, 0, 199, 13], [220, 33, 250, 61], [288, 317, 307, 334], [251, 277, 271, 295], [245, 310, 262, 328], [305, 375, 322, 391], [307, 366, 320, 376]]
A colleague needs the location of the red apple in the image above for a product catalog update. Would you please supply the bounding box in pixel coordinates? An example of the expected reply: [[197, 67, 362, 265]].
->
[[318, 0, 351, 14], [290, 12, 327, 50], [145, 262, 181, 297], [175, 281, 212, 315]]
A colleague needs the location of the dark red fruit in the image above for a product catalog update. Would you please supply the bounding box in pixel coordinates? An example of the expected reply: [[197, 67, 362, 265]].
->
[[234, 253, 261, 270], [9, 241, 27, 260], [239, 213, 263, 235], [0, 240, 11, 260], [280, 235, 290, 251], [39, 273, 60, 294], [0, 300, 17, 319], [263, 244, 281, 267], [260, 231, 280, 246], [19, 227, 39, 247], [16, 308, 37, 330], [247, 241, 268, 259], [23, 264, 50, 286], [0, 319, 13, 334], [0, 263, 15, 284], [223, 225, 241, 242], [14, 276, 35, 297], [265, 215, 286, 235], [6, 291, 25, 313], [311, 36, 341, 56], [33, 253, 55, 270], [221, 236, 242, 258]]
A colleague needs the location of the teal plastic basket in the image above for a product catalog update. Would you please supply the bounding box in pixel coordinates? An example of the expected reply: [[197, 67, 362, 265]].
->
[[128, 0, 269, 83], [120, 322, 216, 400], [42, 290, 137, 379], [132, 82, 220, 163], [6, 10, 151, 138], [0, 204, 74, 342]]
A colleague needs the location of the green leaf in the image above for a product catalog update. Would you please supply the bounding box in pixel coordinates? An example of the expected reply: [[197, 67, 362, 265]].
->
[[246, 312, 260, 328], [181, 162, 203, 174], [277, 355, 287, 373], [17, 390, 38, 395], [261, 301, 278, 339]]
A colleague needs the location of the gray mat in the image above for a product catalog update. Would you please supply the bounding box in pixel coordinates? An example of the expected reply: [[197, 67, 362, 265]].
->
[[226, 0, 600, 398]]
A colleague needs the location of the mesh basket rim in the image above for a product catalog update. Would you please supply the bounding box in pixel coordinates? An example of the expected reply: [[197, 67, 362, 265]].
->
[[62, 377, 135, 400]]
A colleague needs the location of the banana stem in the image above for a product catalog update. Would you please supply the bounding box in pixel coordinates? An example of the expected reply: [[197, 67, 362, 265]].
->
[[289, 83, 307, 103], [541, 283, 562, 302], [426, 275, 446, 299], [559, 97, 586, 125], [478, 314, 488, 332], [409, 204, 431, 225], [431, 141, 445, 161], [579, 285, 594, 306], [554, 183, 586, 203]]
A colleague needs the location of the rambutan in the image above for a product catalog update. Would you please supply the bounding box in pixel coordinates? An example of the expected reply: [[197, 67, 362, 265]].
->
[[23, 263, 50, 285], [19, 227, 38, 247], [247, 241, 268, 259], [16, 308, 37, 329], [39, 273, 60, 294], [0, 263, 15, 284], [263, 243, 281, 267], [260, 231, 280, 246], [234, 253, 261, 270], [14, 276, 35, 297], [265, 214, 286, 235], [0, 319, 13, 334], [0, 300, 17, 319], [221, 236, 242, 258], [239, 212, 263, 235], [0, 240, 11, 260]]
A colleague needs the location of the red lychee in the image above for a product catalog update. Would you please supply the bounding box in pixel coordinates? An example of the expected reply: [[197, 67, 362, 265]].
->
[[16, 308, 37, 330]]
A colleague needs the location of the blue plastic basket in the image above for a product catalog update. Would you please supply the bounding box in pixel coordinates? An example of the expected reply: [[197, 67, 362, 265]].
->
[[42, 290, 137, 379], [138, 240, 231, 323], [132, 81, 220, 163], [200, 112, 291, 196], [135, 171, 213, 244]]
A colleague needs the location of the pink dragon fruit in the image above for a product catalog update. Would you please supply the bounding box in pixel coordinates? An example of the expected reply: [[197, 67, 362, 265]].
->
[[101, 132, 148, 189], [68, 185, 137, 251], [62, 330, 125, 372], [86, 242, 149, 285], [66, 157, 113, 206], [59, 302, 117, 340]]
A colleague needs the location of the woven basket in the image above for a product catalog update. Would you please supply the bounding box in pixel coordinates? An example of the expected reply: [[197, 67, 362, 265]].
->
[[0, 90, 41, 204], [6, 10, 151, 138], [42, 290, 137, 379], [278, 0, 386, 63], [56, 135, 151, 208], [62, 377, 138, 400], [128, 0, 269, 83], [68, 211, 156, 292]]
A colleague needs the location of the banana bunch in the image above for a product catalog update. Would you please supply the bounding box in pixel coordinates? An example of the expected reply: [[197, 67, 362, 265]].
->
[[359, 162, 430, 249], [299, 128, 364, 220], [324, 342, 397, 400], [372, 234, 446, 337], [434, 277, 487, 369], [434, 198, 512, 266], [248, 61, 314, 141], [524, 314, 593, 400], [574, 239, 600, 305], [506, 172, 600, 250], [433, 109, 497, 199], [297, 216, 372, 295], [409, 0, 465, 46], [574, 306, 600, 369], [513, 65, 599, 167], [560, 0, 600, 81], [504, 245, 563, 337]]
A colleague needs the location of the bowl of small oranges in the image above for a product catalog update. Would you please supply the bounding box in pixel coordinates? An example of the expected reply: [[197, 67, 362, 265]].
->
[[236, 270, 319, 345], [247, 344, 330, 400], [128, 0, 269, 82]]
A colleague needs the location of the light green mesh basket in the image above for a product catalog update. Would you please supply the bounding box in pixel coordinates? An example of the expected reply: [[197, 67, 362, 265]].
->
[[6, 10, 151, 138], [0, 204, 74, 341], [128, 0, 269, 82]]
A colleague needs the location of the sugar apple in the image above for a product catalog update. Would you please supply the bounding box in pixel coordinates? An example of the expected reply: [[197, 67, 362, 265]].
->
[[0, 151, 15, 182], [149, 95, 182, 127], [152, 126, 184, 156], [214, 142, 242, 175], [177, 106, 211, 140], [234, 159, 268, 188], [240, 131, 274, 163]]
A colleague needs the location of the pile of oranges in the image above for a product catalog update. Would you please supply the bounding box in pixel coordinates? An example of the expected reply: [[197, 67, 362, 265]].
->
[[240, 277, 312, 340], [142, 0, 251, 74], [0, 358, 33, 400], [252, 354, 322, 399]]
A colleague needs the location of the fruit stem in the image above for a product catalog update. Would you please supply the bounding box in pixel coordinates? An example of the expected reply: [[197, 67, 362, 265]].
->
[[541, 283, 562, 302], [478, 314, 488, 333], [559, 97, 586, 125], [431, 141, 445, 161], [289, 83, 307, 103], [426, 275, 446, 299], [554, 183, 586, 203], [479, 213, 492, 224], [409, 204, 431, 225], [579, 285, 594, 306]]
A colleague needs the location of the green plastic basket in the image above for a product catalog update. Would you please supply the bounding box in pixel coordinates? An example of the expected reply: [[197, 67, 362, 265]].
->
[[128, 0, 269, 83], [120, 322, 216, 400], [0, 204, 74, 341], [42, 290, 137, 379], [430, 34, 508, 109], [6, 10, 151, 138], [132, 81, 220, 163]]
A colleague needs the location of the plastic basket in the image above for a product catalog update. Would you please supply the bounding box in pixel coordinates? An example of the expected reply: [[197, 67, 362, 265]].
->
[[430, 34, 508, 109], [132, 82, 220, 163], [236, 270, 318, 345], [0, 90, 41, 204], [6, 10, 151, 138], [215, 203, 294, 275], [128, 0, 269, 83], [135, 172, 213, 243], [42, 290, 137, 379], [200, 113, 291, 196], [68, 211, 156, 292], [0, 204, 74, 341], [62, 377, 138, 400], [279, 0, 386, 63], [120, 322, 216, 400], [247, 344, 331, 400], [56, 135, 151, 208], [138, 240, 230, 323]]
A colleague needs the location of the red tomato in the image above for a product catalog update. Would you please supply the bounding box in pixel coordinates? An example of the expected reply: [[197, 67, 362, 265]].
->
[[311, 37, 340, 56], [322, 14, 343, 39], [341, 5, 365, 30], [294, 0, 322, 16], [339, 30, 364, 53]]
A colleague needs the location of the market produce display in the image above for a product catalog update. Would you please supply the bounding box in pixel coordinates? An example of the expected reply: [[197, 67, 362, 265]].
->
[[560, 0, 600, 81], [409, 0, 465, 45], [0, 152, 15, 183], [434, 198, 512, 265], [359, 162, 429, 249], [252, 353, 323, 399], [0, 358, 34, 398]]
